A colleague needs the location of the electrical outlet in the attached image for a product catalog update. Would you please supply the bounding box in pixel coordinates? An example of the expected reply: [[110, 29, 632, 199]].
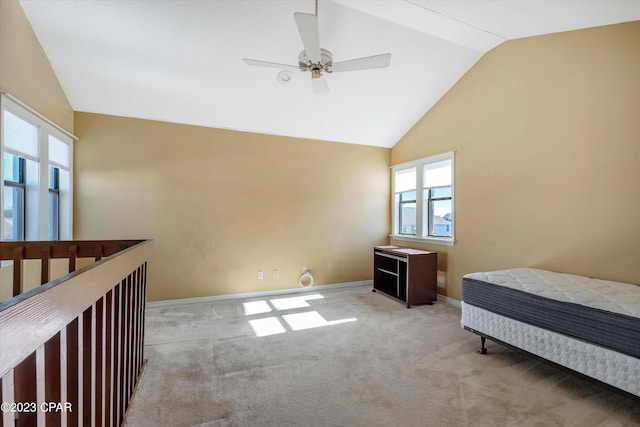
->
[[257, 271, 263, 280], [272, 269, 279, 279]]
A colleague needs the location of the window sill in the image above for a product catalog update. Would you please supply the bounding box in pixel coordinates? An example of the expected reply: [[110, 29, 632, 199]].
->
[[389, 234, 455, 247]]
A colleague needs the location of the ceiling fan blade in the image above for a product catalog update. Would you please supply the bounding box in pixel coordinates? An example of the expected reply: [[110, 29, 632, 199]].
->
[[294, 12, 321, 63], [312, 76, 329, 95], [330, 53, 392, 73], [242, 58, 300, 71]]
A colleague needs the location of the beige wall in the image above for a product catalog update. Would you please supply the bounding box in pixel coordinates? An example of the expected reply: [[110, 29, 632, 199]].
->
[[74, 113, 390, 301], [3, 0, 638, 304], [1, 0, 389, 302], [0, 0, 74, 298], [391, 21, 640, 300], [0, 0, 74, 132]]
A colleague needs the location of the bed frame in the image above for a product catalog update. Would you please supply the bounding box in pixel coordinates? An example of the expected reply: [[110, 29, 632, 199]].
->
[[460, 268, 640, 399]]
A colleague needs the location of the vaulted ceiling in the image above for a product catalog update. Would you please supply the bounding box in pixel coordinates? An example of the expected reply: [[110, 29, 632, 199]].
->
[[19, 0, 640, 148]]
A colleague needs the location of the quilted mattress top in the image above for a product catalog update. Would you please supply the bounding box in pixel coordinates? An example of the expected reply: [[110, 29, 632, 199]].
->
[[463, 268, 640, 318]]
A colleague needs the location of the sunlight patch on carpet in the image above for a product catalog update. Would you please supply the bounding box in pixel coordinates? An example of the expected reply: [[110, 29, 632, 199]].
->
[[270, 294, 324, 310], [248, 317, 287, 337], [282, 311, 357, 331], [243, 300, 273, 315], [243, 294, 325, 315], [246, 294, 357, 337]]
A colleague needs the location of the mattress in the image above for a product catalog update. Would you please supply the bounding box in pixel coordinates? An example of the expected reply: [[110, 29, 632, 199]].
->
[[461, 302, 640, 397], [462, 268, 640, 359]]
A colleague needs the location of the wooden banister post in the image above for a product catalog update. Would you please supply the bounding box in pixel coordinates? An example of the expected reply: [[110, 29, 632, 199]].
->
[[41, 245, 51, 285], [0, 239, 152, 427], [95, 243, 103, 262], [68, 245, 78, 273], [12, 246, 24, 297]]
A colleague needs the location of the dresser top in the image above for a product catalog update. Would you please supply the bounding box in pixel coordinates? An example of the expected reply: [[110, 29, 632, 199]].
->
[[374, 245, 436, 256]]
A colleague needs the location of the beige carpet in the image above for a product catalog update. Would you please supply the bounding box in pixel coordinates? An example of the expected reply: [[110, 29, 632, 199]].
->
[[126, 285, 640, 427]]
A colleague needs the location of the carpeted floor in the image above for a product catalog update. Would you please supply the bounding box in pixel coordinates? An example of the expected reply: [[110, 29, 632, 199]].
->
[[125, 285, 640, 427]]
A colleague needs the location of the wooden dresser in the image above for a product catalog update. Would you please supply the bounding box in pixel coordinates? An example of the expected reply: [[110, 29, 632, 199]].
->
[[373, 245, 437, 308]]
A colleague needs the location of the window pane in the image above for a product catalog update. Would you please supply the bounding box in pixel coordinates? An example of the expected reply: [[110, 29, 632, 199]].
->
[[3, 110, 39, 159], [429, 199, 452, 237], [424, 159, 451, 187], [48, 165, 60, 240], [3, 153, 20, 182], [400, 202, 416, 235], [58, 168, 70, 240], [399, 190, 416, 202], [394, 168, 416, 193], [48, 190, 59, 240], [49, 165, 59, 190], [3, 186, 24, 240], [430, 186, 451, 199]]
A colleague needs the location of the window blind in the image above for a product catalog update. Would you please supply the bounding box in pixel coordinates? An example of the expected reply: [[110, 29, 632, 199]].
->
[[3, 109, 39, 160], [394, 168, 416, 193], [49, 135, 71, 168]]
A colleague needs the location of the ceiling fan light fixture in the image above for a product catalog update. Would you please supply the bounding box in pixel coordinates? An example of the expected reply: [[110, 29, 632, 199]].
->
[[277, 70, 293, 84], [298, 48, 333, 78]]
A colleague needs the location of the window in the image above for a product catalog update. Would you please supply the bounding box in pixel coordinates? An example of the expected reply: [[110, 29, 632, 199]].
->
[[423, 159, 453, 238], [3, 154, 26, 240], [399, 190, 416, 235], [391, 152, 454, 246], [395, 168, 416, 235], [1, 94, 74, 242]]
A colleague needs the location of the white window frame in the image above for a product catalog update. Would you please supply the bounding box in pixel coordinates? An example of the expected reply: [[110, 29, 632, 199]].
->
[[390, 151, 455, 246], [1, 94, 75, 245]]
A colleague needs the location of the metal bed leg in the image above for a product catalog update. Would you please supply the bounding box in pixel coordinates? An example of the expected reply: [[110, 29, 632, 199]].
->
[[477, 336, 487, 354]]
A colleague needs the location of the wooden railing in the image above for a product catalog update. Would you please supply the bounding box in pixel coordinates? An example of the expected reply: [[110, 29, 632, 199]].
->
[[0, 240, 144, 298], [0, 239, 153, 426]]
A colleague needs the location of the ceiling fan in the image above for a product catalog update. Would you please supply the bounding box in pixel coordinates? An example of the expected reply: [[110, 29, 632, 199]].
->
[[242, 2, 392, 94]]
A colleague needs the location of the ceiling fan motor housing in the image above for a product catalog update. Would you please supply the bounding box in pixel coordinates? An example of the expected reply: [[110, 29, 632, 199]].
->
[[299, 48, 333, 78]]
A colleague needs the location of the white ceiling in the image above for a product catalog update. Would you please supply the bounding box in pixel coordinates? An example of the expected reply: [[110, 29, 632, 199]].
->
[[19, 0, 640, 148]]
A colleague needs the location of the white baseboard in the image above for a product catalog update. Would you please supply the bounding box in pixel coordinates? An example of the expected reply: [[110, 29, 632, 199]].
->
[[435, 270, 460, 308], [438, 293, 461, 308], [147, 280, 462, 310], [147, 280, 372, 309]]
